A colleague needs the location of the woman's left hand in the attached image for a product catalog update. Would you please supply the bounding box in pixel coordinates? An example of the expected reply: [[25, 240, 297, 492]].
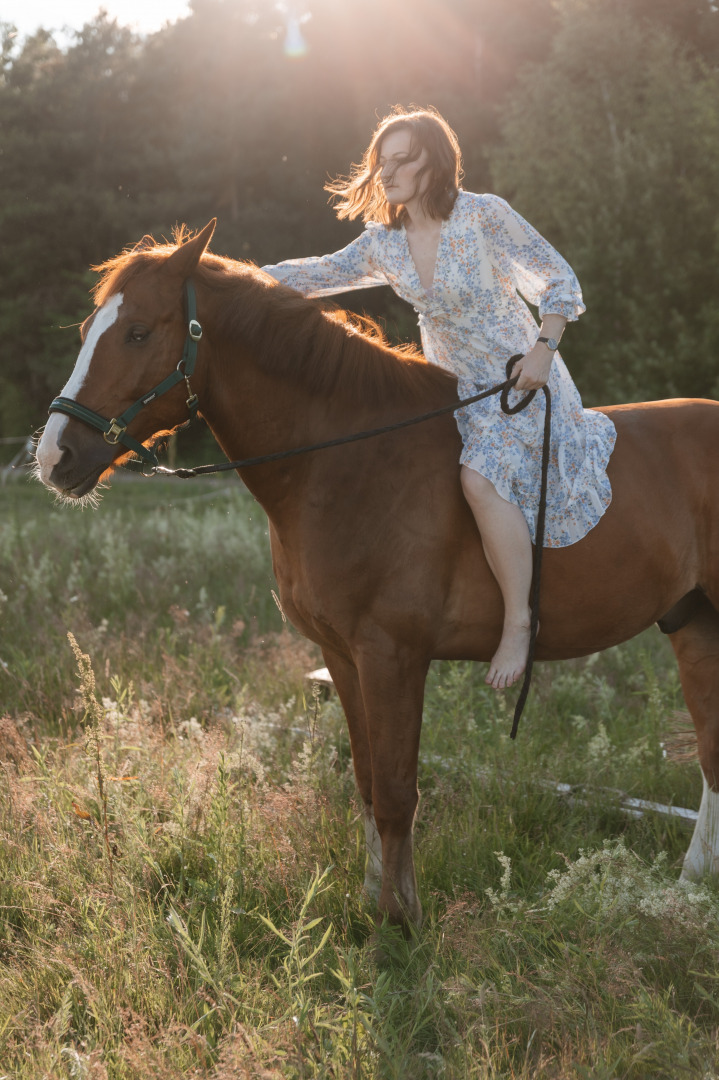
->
[[513, 344, 553, 391]]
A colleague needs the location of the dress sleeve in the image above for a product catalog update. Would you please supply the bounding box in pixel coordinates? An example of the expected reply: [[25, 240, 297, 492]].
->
[[481, 194, 585, 321], [261, 226, 388, 298]]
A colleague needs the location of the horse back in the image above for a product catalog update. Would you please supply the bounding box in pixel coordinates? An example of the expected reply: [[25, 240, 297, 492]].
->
[[600, 397, 719, 500]]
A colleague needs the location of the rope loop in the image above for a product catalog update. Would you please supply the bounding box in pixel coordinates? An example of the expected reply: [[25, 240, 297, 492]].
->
[[500, 355, 537, 415]]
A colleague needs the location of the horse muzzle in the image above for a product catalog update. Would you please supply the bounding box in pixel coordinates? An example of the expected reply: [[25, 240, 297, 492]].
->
[[36, 413, 117, 497]]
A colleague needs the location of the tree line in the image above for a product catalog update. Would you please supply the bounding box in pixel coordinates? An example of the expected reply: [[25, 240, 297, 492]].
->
[[1, 0, 718, 438]]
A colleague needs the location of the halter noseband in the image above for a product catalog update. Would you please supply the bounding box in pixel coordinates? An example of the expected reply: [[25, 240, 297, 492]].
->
[[48, 280, 202, 471]]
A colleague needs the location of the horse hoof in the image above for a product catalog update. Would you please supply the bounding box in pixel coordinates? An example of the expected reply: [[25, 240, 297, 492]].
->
[[369, 921, 413, 965]]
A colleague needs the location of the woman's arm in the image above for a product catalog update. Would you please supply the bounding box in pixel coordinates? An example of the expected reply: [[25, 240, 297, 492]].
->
[[514, 313, 568, 391], [480, 195, 585, 322], [479, 194, 583, 390], [261, 227, 387, 298]]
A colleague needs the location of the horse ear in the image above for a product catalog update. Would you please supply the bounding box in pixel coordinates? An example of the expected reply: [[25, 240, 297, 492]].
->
[[164, 219, 217, 279]]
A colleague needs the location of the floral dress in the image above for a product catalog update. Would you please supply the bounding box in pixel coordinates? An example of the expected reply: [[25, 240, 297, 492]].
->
[[261, 190, 616, 547]]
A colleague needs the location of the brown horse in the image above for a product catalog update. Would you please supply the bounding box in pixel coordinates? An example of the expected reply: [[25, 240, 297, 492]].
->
[[36, 221, 719, 924]]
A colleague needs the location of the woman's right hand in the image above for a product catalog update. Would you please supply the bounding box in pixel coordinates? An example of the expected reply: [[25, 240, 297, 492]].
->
[[512, 345, 553, 391]]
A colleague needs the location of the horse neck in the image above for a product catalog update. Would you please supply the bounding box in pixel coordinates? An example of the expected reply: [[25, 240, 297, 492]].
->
[[194, 295, 338, 512], [190, 274, 454, 516]]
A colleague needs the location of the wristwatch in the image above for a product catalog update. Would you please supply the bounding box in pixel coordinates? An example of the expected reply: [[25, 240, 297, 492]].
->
[[538, 336, 560, 352]]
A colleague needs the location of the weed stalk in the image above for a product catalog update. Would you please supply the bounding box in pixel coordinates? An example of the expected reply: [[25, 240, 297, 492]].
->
[[67, 631, 114, 891]]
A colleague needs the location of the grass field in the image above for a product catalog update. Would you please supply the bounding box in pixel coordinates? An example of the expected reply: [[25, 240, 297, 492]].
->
[[1, 477, 718, 1079]]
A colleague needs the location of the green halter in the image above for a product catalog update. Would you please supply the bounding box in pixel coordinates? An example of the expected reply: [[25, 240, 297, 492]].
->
[[48, 280, 202, 470]]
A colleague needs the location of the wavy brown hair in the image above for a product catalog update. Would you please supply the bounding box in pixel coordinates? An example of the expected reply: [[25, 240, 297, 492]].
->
[[325, 106, 463, 229]]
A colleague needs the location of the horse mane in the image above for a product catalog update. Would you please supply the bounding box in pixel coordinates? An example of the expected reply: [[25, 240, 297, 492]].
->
[[92, 228, 458, 410]]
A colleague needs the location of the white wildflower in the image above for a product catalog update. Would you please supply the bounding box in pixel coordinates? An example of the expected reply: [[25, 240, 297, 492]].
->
[[177, 716, 204, 742], [60, 1047, 90, 1079], [545, 838, 715, 933], [586, 722, 612, 766], [485, 851, 524, 916], [158, 821, 182, 836]]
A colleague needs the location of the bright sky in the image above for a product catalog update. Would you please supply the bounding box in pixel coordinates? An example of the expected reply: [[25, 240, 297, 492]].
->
[[1, 0, 192, 41]]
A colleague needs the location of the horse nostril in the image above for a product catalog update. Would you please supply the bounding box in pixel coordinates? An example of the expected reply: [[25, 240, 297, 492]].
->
[[56, 440, 76, 470]]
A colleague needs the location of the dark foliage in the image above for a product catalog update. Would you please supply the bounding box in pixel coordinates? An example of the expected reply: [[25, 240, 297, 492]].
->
[[0, 0, 717, 433]]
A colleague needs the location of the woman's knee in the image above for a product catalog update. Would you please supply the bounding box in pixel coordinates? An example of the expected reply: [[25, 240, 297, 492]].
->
[[460, 465, 497, 504]]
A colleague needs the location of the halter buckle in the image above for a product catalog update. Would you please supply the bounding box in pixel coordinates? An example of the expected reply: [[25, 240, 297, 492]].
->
[[103, 419, 125, 445], [188, 319, 202, 342]]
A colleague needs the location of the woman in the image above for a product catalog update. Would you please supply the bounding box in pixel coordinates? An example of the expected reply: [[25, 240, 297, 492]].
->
[[261, 106, 616, 690]]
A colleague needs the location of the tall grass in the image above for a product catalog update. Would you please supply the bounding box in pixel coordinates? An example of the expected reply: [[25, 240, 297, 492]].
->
[[1, 479, 718, 1078], [0, 479, 278, 724]]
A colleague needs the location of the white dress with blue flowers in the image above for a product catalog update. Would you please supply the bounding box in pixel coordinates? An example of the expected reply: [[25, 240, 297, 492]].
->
[[262, 190, 616, 547]]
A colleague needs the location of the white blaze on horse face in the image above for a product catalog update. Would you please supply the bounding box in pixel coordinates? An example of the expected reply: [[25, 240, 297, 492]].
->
[[681, 773, 719, 881], [36, 293, 124, 485]]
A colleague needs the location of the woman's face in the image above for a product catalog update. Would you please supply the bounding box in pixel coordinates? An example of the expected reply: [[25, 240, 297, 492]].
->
[[378, 128, 430, 206]]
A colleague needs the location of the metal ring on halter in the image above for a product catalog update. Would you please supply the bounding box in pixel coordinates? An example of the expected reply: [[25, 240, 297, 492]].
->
[[103, 420, 125, 445]]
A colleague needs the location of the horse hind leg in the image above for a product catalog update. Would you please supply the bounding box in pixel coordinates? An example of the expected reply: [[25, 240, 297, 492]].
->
[[667, 596, 719, 880], [320, 647, 382, 902]]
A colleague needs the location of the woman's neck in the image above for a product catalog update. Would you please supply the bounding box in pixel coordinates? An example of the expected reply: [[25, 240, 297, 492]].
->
[[403, 199, 436, 231]]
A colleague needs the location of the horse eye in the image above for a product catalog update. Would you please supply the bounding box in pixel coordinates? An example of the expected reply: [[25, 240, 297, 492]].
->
[[128, 326, 149, 343]]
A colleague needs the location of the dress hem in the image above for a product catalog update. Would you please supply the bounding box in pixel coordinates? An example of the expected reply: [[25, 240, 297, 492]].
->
[[459, 420, 616, 549]]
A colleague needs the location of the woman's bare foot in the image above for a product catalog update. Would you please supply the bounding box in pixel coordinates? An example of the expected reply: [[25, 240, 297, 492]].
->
[[486, 619, 532, 690]]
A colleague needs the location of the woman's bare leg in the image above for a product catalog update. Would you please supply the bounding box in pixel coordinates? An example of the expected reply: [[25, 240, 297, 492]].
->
[[460, 465, 533, 689]]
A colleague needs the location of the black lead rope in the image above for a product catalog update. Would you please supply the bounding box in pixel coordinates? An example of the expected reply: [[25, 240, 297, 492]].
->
[[504, 376, 552, 740], [150, 353, 551, 739], [497, 357, 550, 739]]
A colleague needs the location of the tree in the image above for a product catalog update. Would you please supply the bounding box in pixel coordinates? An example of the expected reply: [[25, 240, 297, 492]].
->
[[491, 0, 719, 404], [1, 0, 717, 430], [0, 17, 147, 432], [0, 0, 562, 431]]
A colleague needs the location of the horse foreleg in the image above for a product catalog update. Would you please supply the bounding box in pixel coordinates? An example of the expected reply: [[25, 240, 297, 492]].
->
[[667, 603, 719, 880], [320, 647, 382, 901], [356, 646, 428, 926]]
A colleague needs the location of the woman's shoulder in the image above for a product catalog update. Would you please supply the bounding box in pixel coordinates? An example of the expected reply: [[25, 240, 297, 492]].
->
[[453, 190, 510, 219], [358, 220, 393, 245], [359, 220, 404, 253]]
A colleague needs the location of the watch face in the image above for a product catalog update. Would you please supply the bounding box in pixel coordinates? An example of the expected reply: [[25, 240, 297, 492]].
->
[[546, 337, 559, 351]]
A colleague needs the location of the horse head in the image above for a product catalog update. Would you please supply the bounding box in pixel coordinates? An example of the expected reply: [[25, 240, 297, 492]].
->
[[36, 220, 216, 499]]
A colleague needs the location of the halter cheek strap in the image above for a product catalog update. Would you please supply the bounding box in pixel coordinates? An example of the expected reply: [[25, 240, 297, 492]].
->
[[48, 280, 202, 471]]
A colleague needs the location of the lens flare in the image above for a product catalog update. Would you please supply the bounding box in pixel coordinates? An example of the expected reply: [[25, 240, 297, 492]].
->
[[282, 7, 310, 59]]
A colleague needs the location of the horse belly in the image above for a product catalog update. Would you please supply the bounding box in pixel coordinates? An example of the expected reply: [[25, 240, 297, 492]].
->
[[269, 400, 719, 666]]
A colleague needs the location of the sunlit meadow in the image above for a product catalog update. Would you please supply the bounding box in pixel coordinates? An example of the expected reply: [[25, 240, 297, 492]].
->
[[1, 477, 718, 1078]]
